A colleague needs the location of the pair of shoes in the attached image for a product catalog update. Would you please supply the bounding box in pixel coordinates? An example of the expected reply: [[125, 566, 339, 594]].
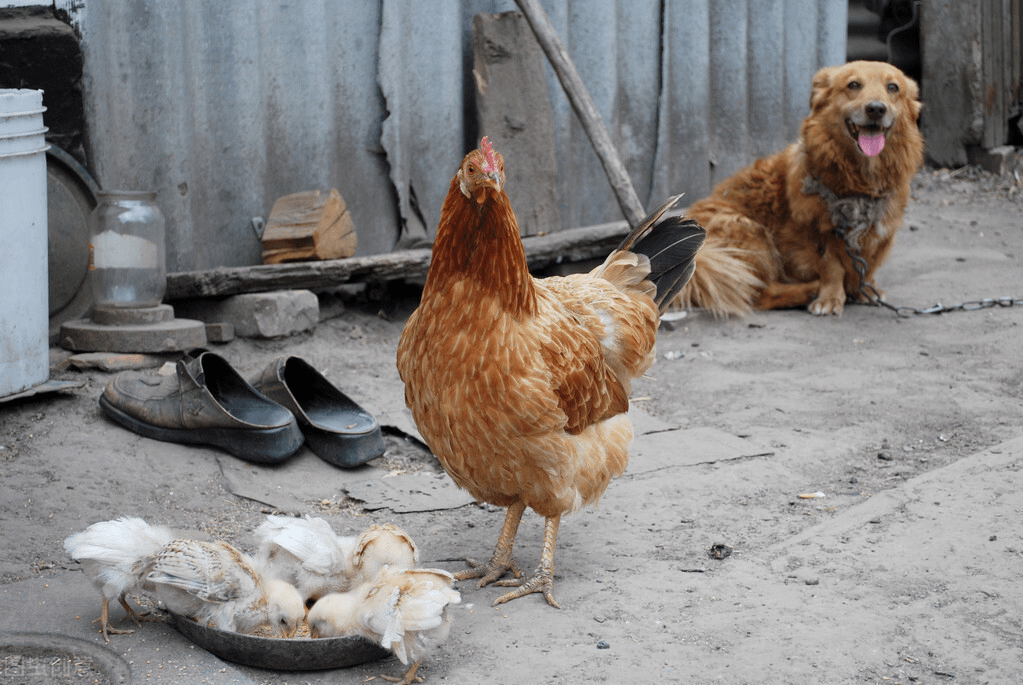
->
[[100, 351, 304, 464], [249, 356, 386, 468], [100, 351, 385, 468]]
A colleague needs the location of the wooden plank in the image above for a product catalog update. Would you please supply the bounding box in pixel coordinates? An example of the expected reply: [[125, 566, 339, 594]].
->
[[472, 11, 560, 237], [981, 0, 1003, 149], [513, 0, 646, 228], [165, 220, 632, 300]]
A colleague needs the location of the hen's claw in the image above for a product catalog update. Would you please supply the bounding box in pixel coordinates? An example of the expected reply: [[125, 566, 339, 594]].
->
[[493, 566, 559, 608], [454, 556, 524, 586]]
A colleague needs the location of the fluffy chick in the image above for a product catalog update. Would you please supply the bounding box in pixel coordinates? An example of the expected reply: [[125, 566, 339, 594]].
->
[[254, 514, 359, 603], [308, 566, 460, 685], [64, 516, 178, 642], [352, 523, 419, 583], [136, 538, 305, 637]]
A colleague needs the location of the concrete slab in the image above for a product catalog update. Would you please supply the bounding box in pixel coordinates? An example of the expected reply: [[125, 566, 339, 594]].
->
[[345, 472, 477, 513], [216, 449, 387, 513]]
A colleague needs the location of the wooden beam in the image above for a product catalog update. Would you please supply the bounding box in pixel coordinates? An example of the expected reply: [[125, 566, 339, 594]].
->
[[513, 0, 646, 228], [165, 220, 631, 300]]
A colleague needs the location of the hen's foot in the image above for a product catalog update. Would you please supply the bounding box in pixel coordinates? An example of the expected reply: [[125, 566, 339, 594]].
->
[[454, 555, 524, 587], [493, 565, 559, 608], [454, 501, 527, 587], [492, 514, 562, 607]]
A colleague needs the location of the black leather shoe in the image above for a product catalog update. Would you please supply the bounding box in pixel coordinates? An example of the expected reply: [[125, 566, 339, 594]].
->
[[99, 351, 304, 464], [250, 356, 385, 468]]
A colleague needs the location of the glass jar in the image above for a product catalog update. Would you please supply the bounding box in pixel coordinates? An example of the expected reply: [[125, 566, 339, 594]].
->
[[89, 190, 166, 308]]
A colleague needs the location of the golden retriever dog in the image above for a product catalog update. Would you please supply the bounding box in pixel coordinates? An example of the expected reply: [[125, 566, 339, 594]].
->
[[676, 60, 924, 316]]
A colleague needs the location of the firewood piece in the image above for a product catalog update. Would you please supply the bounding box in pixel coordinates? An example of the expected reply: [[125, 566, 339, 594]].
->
[[261, 189, 357, 264]]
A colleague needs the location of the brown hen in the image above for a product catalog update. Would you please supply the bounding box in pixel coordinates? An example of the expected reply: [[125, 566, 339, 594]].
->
[[396, 137, 703, 607]]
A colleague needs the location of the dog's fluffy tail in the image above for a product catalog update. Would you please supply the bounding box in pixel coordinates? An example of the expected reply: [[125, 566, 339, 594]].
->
[[671, 241, 762, 317]]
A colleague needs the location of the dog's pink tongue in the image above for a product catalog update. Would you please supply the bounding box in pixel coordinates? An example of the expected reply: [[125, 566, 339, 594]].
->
[[858, 133, 885, 157]]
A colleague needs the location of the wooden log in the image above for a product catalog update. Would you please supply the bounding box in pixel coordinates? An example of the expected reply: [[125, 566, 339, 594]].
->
[[165, 220, 631, 300], [513, 0, 646, 228]]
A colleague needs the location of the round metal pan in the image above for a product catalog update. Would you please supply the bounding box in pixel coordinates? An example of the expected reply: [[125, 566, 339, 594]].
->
[[169, 612, 389, 671]]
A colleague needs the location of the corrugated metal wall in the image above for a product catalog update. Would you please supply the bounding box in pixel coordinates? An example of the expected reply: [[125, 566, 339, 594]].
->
[[60, 0, 845, 273]]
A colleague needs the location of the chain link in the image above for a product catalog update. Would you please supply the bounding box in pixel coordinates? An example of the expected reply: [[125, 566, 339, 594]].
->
[[835, 227, 1023, 318]]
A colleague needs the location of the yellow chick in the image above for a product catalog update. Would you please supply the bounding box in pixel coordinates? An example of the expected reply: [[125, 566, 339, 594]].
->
[[308, 566, 460, 684], [64, 516, 178, 642], [136, 538, 305, 637]]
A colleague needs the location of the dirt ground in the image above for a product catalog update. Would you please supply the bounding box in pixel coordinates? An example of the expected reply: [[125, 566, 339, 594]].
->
[[1, 164, 1021, 684]]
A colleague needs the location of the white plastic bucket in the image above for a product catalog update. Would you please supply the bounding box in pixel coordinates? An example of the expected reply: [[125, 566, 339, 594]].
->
[[0, 89, 50, 397]]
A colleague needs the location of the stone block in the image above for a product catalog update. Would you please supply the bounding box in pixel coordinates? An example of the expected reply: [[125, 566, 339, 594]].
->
[[966, 145, 1019, 176], [174, 290, 319, 338], [204, 322, 235, 343]]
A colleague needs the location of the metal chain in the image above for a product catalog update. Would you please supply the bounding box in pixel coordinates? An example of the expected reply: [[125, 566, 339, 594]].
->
[[835, 227, 1023, 318]]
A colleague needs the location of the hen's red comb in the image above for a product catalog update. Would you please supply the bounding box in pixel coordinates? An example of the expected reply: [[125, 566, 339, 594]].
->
[[479, 136, 499, 173]]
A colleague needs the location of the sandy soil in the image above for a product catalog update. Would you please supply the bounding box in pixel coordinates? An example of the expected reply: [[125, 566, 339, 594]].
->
[[1, 165, 1021, 684]]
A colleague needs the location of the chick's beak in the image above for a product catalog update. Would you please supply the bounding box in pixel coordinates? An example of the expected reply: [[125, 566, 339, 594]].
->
[[282, 624, 298, 639]]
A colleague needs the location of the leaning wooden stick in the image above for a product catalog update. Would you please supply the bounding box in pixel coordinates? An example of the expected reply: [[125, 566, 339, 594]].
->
[[514, 0, 647, 229]]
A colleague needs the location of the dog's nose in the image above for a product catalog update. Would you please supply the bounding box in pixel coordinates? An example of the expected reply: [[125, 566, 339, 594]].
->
[[865, 101, 887, 119]]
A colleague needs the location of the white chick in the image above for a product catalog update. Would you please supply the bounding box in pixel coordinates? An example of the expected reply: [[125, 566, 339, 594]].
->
[[135, 538, 305, 637], [308, 566, 460, 685], [64, 516, 178, 642], [253, 514, 359, 603], [352, 523, 419, 583]]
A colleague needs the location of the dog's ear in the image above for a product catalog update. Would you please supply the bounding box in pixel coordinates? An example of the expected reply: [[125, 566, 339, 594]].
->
[[902, 75, 923, 122], [809, 66, 837, 112]]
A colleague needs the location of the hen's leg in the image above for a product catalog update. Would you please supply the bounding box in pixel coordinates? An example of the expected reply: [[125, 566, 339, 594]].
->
[[493, 514, 561, 608], [455, 501, 526, 586]]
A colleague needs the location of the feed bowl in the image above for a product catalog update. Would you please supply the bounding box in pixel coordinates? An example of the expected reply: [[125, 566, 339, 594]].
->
[[170, 612, 389, 671]]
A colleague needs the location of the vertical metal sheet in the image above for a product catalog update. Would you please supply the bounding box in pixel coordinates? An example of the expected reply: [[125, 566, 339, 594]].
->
[[63, 0, 846, 272], [73, 0, 399, 271], [379, 0, 465, 245]]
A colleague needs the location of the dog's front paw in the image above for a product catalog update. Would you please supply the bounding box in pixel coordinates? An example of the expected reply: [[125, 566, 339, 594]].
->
[[808, 296, 845, 316]]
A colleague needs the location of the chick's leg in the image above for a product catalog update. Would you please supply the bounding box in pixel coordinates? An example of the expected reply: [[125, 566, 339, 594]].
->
[[494, 514, 561, 608], [95, 598, 134, 643], [455, 501, 526, 586], [380, 658, 424, 684]]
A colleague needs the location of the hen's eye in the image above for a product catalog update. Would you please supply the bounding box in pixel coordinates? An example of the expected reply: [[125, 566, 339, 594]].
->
[[466, 164, 477, 175], [280, 618, 288, 626], [887, 83, 899, 94], [847, 81, 861, 90]]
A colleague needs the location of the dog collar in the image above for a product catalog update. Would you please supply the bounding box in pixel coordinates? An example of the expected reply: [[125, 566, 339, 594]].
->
[[802, 175, 890, 248]]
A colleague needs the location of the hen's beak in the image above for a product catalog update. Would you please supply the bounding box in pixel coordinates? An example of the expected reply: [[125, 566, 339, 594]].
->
[[282, 624, 298, 639], [487, 170, 502, 193]]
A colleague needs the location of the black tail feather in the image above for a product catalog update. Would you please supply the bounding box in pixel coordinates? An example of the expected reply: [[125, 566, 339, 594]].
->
[[617, 195, 705, 312]]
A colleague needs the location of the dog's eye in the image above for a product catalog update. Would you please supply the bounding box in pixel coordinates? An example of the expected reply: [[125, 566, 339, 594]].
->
[[887, 83, 899, 94], [847, 81, 861, 91]]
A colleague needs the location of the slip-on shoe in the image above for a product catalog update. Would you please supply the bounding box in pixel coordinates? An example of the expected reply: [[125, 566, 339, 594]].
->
[[99, 351, 304, 464], [249, 355, 386, 468]]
